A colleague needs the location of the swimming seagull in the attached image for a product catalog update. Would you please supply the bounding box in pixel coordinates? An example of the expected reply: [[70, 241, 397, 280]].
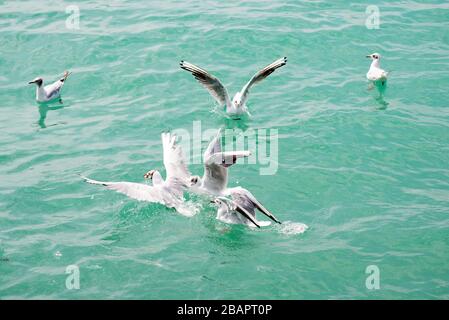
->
[[366, 53, 388, 87], [82, 132, 196, 216], [180, 57, 287, 115], [189, 128, 251, 196], [213, 187, 282, 228], [29, 71, 71, 103]]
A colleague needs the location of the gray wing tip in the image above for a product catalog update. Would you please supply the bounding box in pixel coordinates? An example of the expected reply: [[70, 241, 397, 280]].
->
[[180, 61, 194, 72], [276, 57, 287, 67], [81, 175, 108, 186]]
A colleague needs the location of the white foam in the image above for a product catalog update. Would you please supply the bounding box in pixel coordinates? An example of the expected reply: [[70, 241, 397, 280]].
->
[[176, 200, 202, 217], [277, 221, 308, 235]]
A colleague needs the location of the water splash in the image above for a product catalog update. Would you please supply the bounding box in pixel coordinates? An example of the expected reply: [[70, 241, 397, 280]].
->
[[277, 221, 308, 235], [176, 200, 202, 217]]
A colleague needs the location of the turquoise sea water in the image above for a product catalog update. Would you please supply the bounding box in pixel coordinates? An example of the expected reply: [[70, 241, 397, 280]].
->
[[1, 0, 449, 299]]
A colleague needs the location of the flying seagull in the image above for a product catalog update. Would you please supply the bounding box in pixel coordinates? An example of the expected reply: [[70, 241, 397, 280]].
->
[[366, 53, 388, 86], [189, 128, 251, 196], [180, 57, 287, 115], [82, 132, 196, 216], [29, 71, 71, 103]]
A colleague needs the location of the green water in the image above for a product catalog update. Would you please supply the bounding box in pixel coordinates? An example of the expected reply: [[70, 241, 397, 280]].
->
[[1, 0, 449, 299]]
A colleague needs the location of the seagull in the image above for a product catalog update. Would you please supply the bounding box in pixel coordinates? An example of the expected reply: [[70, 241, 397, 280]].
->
[[189, 128, 251, 196], [187, 129, 282, 228], [366, 53, 388, 86], [180, 57, 287, 115], [82, 132, 196, 216], [29, 71, 71, 103], [213, 187, 282, 228]]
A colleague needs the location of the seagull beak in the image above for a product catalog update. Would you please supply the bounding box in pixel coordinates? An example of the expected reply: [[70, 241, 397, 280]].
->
[[366, 55, 371, 58], [28, 80, 36, 84]]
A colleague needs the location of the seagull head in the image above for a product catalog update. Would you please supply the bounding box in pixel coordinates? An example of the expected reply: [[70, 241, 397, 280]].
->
[[366, 53, 381, 60], [143, 169, 157, 180], [232, 92, 242, 108], [211, 197, 226, 207], [189, 175, 200, 187], [28, 77, 43, 87], [212, 197, 234, 211]]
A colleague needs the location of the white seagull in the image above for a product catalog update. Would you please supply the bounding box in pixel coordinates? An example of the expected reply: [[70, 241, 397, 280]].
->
[[29, 71, 71, 103], [189, 128, 251, 196], [82, 132, 196, 216], [366, 53, 388, 85], [188, 129, 282, 228], [180, 57, 287, 115], [213, 187, 282, 228]]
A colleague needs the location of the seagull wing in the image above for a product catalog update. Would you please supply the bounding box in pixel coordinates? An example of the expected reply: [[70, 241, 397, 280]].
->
[[82, 176, 162, 203], [44, 71, 70, 100], [206, 151, 251, 168], [180, 61, 231, 108], [216, 196, 261, 228], [234, 201, 261, 228], [201, 130, 251, 193], [161, 132, 191, 190], [239, 57, 287, 106], [230, 187, 282, 224], [203, 129, 251, 166], [200, 129, 226, 193], [203, 128, 222, 164]]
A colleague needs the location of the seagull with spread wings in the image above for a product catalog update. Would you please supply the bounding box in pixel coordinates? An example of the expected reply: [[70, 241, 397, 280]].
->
[[189, 128, 251, 196], [82, 132, 196, 216], [180, 57, 287, 115], [189, 129, 282, 228]]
